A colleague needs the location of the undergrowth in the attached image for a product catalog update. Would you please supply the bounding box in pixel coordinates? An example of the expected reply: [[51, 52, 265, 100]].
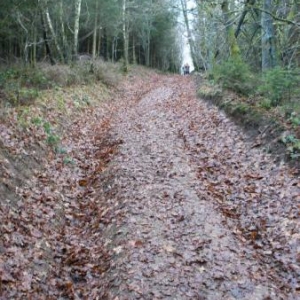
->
[[199, 60, 300, 161], [212, 58, 255, 96], [0, 59, 122, 107]]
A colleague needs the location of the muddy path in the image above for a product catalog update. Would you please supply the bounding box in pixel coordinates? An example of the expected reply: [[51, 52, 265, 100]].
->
[[99, 75, 299, 299], [0, 72, 299, 299]]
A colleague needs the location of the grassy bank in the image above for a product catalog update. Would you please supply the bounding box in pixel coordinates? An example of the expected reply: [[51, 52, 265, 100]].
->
[[197, 64, 300, 166], [0, 60, 124, 206]]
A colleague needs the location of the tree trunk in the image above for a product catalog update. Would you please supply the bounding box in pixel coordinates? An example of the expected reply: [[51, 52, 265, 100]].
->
[[98, 27, 102, 58], [221, 0, 241, 59], [92, 0, 99, 60], [41, 0, 64, 62], [112, 37, 117, 63], [180, 0, 198, 69], [16, 11, 29, 64], [32, 27, 37, 67], [261, 0, 276, 70], [235, 0, 256, 38], [195, 1, 213, 70], [132, 35, 136, 64], [73, 0, 82, 60], [40, 12, 55, 65], [59, 0, 68, 63], [122, 0, 129, 72], [286, 0, 300, 67], [145, 25, 151, 67]]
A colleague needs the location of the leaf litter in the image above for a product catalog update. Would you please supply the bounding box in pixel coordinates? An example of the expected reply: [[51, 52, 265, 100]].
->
[[0, 71, 299, 299]]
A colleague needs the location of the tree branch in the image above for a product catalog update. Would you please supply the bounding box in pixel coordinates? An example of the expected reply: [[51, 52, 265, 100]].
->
[[255, 6, 300, 28]]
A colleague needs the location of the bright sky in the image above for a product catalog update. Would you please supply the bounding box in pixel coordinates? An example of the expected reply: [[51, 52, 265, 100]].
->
[[182, 37, 194, 72]]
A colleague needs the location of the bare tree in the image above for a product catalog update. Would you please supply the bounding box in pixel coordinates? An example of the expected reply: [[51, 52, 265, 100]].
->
[[261, 0, 276, 70], [73, 0, 82, 60], [39, 0, 64, 62], [122, 0, 129, 72], [180, 0, 199, 69]]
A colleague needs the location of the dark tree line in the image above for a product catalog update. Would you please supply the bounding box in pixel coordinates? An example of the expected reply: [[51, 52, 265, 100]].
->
[[0, 0, 182, 72]]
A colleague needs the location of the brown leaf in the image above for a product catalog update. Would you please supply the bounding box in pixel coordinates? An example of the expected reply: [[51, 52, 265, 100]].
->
[[78, 179, 89, 187]]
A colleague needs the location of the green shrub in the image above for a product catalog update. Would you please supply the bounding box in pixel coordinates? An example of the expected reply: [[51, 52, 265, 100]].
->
[[16, 107, 31, 127], [42, 121, 60, 148], [63, 156, 75, 165], [46, 134, 60, 146], [232, 103, 249, 115], [197, 83, 223, 100], [281, 134, 297, 144], [18, 88, 39, 104], [0, 69, 20, 88], [4, 81, 20, 105], [258, 67, 299, 106], [289, 113, 300, 127], [71, 94, 91, 108], [31, 116, 43, 126], [20, 69, 49, 89], [259, 98, 272, 110], [281, 133, 300, 158], [213, 58, 254, 96]]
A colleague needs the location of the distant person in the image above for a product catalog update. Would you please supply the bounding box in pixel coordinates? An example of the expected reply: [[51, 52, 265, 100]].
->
[[183, 63, 190, 75]]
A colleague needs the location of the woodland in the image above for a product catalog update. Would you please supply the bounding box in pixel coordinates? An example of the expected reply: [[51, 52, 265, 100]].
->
[[0, 0, 300, 299], [1, 0, 300, 140], [1, 0, 299, 71]]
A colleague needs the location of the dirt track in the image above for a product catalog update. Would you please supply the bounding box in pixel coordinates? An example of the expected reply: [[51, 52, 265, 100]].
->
[[97, 75, 299, 299], [0, 73, 299, 299]]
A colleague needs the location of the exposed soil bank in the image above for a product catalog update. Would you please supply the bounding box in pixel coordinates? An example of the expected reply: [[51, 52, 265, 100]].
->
[[196, 76, 300, 169]]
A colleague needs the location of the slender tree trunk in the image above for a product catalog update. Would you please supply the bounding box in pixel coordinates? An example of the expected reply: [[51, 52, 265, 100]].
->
[[195, 1, 212, 70], [41, 0, 64, 62], [98, 27, 102, 57], [180, 0, 198, 69], [145, 25, 151, 67], [59, 0, 68, 63], [235, 0, 256, 38], [286, 0, 300, 67], [16, 11, 29, 64], [122, 0, 129, 72], [132, 35, 136, 64], [73, 0, 82, 60], [41, 13, 55, 65], [106, 34, 110, 60], [222, 0, 241, 59], [32, 27, 37, 67], [261, 0, 276, 70], [92, 0, 99, 60], [112, 37, 115, 63]]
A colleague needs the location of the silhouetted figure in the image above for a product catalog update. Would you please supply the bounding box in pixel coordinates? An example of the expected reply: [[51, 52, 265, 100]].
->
[[183, 63, 190, 75]]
